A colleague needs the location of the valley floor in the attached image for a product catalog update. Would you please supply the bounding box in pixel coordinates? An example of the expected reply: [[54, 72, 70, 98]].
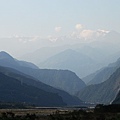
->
[[0, 105, 120, 120]]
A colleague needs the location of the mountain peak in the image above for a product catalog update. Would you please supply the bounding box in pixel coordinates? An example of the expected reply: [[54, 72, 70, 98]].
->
[[105, 30, 120, 40], [0, 51, 14, 60]]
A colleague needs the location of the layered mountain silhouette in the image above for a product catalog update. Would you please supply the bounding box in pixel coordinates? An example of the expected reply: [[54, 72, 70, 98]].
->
[[39, 49, 97, 78], [0, 71, 65, 106], [19, 68, 86, 95], [76, 67, 120, 104], [0, 51, 39, 69], [20, 31, 120, 78], [21, 46, 70, 63], [0, 51, 84, 106], [0, 51, 86, 95], [0, 65, 83, 106], [83, 57, 120, 85]]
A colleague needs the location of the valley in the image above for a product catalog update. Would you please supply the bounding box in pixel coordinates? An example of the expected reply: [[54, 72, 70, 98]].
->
[[0, 1, 120, 119]]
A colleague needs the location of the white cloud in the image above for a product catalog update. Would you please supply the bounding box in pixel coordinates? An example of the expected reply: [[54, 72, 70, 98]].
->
[[96, 29, 110, 37], [55, 26, 62, 32], [80, 30, 95, 39], [75, 24, 83, 30], [97, 29, 109, 33], [71, 29, 109, 40]]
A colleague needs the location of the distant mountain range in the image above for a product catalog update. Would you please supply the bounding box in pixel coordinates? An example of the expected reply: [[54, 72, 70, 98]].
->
[[21, 45, 70, 63], [0, 51, 84, 106], [38, 49, 99, 78], [20, 31, 120, 78]]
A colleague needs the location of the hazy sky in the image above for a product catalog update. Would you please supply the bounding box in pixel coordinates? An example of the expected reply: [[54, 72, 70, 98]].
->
[[0, 0, 120, 37], [0, 0, 120, 57]]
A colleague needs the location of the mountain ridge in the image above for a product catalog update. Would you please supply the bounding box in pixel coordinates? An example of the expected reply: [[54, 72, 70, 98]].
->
[[39, 49, 96, 78], [83, 57, 120, 85], [76, 67, 120, 104], [0, 72, 66, 106], [0, 51, 84, 106]]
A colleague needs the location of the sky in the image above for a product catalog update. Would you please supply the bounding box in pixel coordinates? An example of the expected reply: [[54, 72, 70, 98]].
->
[[0, 0, 120, 37], [0, 0, 120, 57]]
